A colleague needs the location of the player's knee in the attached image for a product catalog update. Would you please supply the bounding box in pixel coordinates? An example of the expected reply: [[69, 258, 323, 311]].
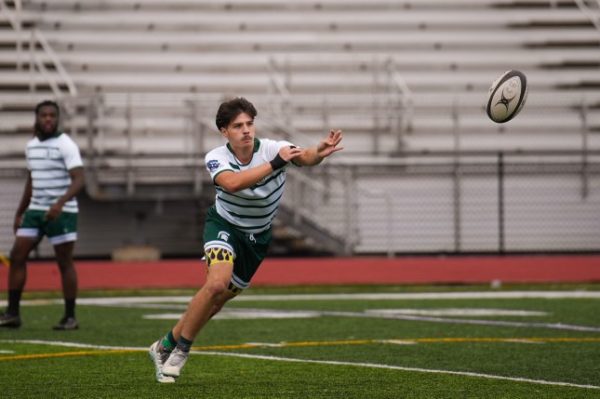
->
[[9, 248, 27, 267], [55, 256, 73, 269], [203, 280, 228, 300]]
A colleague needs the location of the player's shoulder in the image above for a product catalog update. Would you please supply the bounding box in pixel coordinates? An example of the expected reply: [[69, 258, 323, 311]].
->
[[25, 136, 39, 147], [205, 144, 229, 160], [56, 132, 78, 145]]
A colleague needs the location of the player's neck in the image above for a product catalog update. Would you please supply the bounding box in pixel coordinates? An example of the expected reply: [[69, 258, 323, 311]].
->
[[233, 147, 253, 164], [229, 140, 255, 164]]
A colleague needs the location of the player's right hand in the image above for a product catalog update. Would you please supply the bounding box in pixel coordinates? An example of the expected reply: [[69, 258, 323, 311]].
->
[[278, 145, 303, 162]]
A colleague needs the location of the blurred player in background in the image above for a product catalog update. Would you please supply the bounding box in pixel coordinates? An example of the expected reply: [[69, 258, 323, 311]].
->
[[149, 97, 343, 383], [0, 101, 85, 330]]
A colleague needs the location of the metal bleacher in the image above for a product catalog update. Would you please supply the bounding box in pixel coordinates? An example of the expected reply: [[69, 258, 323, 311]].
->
[[2, 0, 599, 154], [1, 0, 599, 256]]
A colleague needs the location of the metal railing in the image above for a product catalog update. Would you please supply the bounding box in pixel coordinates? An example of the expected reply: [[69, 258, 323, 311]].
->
[[28, 29, 78, 98], [383, 57, 414, 153], [1, 0, 76, 98], [266, 55, 414, 155], [0, 0, 23, 69], [574, 0, 600, 34]]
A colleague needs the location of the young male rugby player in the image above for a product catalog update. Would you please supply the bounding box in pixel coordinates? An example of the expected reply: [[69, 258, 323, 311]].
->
[[149, 97, 343, 383], [0, 101, 84, 330]]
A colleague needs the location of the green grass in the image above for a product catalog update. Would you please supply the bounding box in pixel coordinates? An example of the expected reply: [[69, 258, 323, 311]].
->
[[1, 285, 600, 398]]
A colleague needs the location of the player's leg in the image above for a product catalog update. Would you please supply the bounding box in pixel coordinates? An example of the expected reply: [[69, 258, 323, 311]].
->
[[0, 236, 38, 328], [151, 269, 238, 383], [51, 241, 78, 330], [0, 209, 44, 328], [48, 212, 79, 330], [162, 256, 234, 378]]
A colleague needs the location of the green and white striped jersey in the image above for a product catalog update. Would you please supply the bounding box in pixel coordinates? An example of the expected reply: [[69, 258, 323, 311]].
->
[[25, 132, 83, 213], [205, 138, 295, 234]]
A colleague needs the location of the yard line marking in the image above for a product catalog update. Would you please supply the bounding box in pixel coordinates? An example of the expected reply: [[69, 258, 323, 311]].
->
[[378, 339, 417, 345], [4, 336, 600, 355], [5, 290, 600, 309], [366, 308, 548, 317], [138, 306, 596, 333], [196, 350, 600, 390], [0, 349, 134, 362], [0, 339, 144, 351], [321, 310, 600, 333], [1, 339, 599, 390], [234, 291, 600, 301]]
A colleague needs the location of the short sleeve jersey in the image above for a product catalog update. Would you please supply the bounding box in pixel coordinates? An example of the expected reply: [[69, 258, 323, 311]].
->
[[25, 132, 83, 213], [205, 138, 294, 234]]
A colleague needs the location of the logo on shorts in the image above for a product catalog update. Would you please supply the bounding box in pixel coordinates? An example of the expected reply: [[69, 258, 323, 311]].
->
[[207, 160, 220, 172], [217, 231, 230, 241]]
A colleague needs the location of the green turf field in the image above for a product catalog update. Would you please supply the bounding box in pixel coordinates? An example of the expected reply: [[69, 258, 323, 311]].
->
[[1, 285, 600, 398]]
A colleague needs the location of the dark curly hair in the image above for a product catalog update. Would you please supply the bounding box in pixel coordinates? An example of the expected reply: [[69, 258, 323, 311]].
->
[[215, 97, 257, 131], [35, 100, 60, 117]]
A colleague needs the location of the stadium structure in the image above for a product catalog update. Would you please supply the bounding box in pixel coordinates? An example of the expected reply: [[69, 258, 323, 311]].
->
[[0, 0, 599, 258]]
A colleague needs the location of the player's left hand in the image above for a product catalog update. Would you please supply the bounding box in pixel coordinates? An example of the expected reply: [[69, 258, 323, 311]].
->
[[316, 129, 344, 159], [45, 203, 63, 221]]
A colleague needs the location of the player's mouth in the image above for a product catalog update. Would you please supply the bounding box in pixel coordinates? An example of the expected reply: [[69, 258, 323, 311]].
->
[[42, 122, 55, 132]]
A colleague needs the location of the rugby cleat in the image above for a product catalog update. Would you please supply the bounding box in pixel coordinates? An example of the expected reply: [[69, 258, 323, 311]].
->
[[0, 312, 21, 328], [162, 347, 189, 378], [52, 316, 79, 330], [149, 341, 176, 383]]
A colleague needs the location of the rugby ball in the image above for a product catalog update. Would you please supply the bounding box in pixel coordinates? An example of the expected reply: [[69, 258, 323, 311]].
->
[[486, 70, 528, 123]]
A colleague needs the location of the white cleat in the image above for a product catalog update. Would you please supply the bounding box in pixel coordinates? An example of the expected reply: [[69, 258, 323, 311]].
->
[[162, 347, 189, 378], [149, 341, 176, 383]]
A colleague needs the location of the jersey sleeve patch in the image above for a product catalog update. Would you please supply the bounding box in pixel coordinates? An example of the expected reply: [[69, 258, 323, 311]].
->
[[207, 159, 220, 172]]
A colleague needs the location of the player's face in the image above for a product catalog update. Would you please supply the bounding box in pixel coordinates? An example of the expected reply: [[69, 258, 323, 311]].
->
[[35, 105, 59, 138], [221, 112, 255, 150]]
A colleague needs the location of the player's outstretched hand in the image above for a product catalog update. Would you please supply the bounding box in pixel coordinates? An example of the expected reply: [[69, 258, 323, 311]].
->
[[316, 129, 344, 159], [278, 145, 303, 162]]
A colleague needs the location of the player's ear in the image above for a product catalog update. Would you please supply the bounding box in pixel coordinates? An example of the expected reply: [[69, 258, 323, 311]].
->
[[220, 127, 227, 136]]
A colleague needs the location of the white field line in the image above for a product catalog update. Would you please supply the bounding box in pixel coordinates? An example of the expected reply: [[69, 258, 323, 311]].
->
[[2, 339, 597, 391], [196, 350, 600, 391], [5, 291, 600, 308], [321, 310, 600, 333]]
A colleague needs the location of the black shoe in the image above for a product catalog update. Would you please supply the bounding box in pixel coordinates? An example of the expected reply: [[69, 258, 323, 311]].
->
[[0, 312, 21, 328], [52, 316, 79, 331]]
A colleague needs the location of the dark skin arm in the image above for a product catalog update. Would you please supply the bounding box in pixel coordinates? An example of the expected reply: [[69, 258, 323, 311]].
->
[[45, 167, 85, 221], [13, 173, 33, 233]]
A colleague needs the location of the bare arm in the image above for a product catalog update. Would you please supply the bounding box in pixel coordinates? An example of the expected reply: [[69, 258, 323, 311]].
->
[[13, 173, 33, 233], [293, 129, 344, 167], [45, 167, 85, 221], [215, 164, 274, 193], [215, 146, 303, 193]]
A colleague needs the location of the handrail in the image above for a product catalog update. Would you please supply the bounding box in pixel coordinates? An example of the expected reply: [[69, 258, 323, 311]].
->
[[30, 29, 78, 97], [267, 56, 291, 103], [383, 57, 414, 149], [573, 0, 600, 34], [1, 1, 75, 95], [0, 0, 21, 30], [0, 0, 23, 69]]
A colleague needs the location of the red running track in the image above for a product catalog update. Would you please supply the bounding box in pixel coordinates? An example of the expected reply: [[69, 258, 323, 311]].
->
[[0, 255, 599, 291]]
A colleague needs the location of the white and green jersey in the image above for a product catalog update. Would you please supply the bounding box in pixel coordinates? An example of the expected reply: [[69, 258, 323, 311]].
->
[[205, 138, 295, 234], [25, 132, 83, 213]]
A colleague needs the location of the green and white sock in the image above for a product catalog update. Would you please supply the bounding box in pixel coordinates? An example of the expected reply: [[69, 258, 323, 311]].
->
[[160, 330, 177, 352]]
